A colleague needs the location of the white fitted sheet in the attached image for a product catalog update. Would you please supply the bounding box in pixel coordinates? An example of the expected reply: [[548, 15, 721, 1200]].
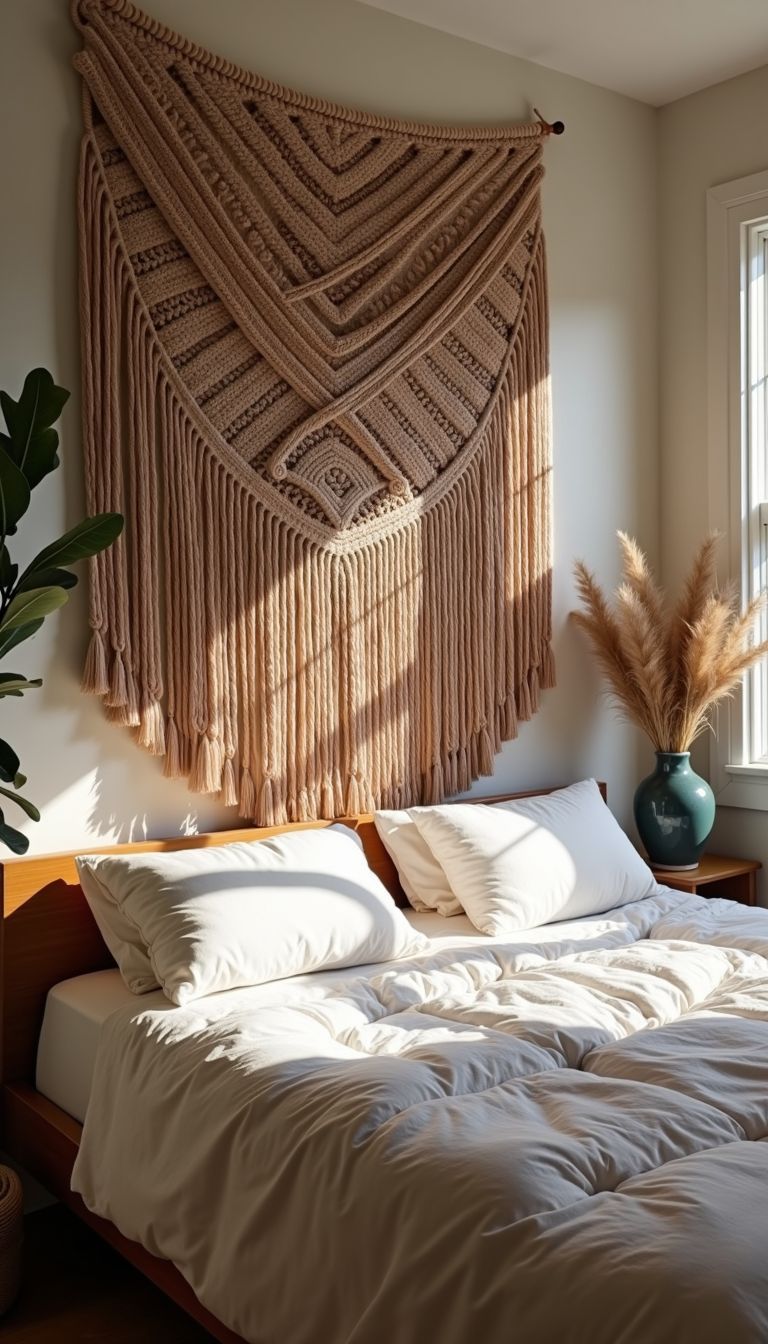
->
[[35, 970, 168, 1123]]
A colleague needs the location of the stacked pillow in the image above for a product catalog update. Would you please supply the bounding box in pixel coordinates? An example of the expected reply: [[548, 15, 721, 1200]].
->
[[76, 824, 426, 1005], [372, 810, 463, 916], [375, 779, 658, 935], [78, 781, 658, 1005]]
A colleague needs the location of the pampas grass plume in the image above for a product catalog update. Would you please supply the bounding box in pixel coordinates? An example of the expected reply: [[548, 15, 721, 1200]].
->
[[573, 533, 768, 751]]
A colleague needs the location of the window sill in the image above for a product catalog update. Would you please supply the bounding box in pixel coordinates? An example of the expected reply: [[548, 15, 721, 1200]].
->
[[717, 763, 768, 811]]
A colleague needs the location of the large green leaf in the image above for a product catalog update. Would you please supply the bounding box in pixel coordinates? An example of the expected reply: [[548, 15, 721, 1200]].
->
[[0, 368, 69, 489], [0, 809, 30, 854], [20, 513, 124, 582], [0, 673, 42, 697], [0, 737, 20, 784], [1, 585, 68, 631], [0, 443, 31, 537], [16, 565, 77, 594], [0, 785, 40, 823], [0, 618, 43, 659], [0, 543, 16, 590]]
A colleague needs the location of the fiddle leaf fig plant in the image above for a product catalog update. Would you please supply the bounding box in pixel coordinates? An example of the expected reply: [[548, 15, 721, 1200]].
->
[[0, 368, 124, 853]]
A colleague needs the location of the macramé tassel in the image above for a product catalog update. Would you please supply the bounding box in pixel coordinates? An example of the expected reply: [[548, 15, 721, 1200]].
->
[[163, 716, 183, 778], [124, 674, 141, 728], [518, 676, 533, 721], [190, 733, 223, 795], [138, 700, 166, 755], [104, 675, 140, 728], [82, 628, 109, 696], [541, 645, 556, 689], [428, 760, 445, 805], [220, 755, 238, 807], [345, 773, 365, 816], [320, 775, 335, 819], [104, 701, 136, 726], [239, 765, 256, 820], [468, 736, 479, 780], [259, 776, 276, 826], [105, 648, 129, 707], [492, 717, 502, 753], [332, 769, 346, 817], [501, 695, 518, 742], [478, 726, 495, 777], [456, 745, 470, 794], [271, 791, 289, 826]]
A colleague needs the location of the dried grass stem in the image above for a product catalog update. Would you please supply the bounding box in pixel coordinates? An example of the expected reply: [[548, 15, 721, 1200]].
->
[[573, 532, 768, 752]]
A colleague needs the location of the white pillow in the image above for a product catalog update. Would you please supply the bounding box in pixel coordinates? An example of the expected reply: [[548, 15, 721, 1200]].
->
[[77, 822, 371, 994], [410, 779, 659, 934], [374, 796, 574, 917], [76, 826, 426, 1005], [77, 860, 159, 994], [373, 809, 462, 916]]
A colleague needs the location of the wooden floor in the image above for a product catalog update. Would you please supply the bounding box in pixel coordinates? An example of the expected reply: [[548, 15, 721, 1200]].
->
[[3, 1205, 216, 1342]]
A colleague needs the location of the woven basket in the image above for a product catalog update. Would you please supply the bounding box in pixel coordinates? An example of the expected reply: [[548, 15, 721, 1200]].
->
[[0, 1165, 23, 1315]]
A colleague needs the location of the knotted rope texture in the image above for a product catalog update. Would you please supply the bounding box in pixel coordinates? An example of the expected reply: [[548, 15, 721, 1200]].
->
[[73, 0, 556, 823]]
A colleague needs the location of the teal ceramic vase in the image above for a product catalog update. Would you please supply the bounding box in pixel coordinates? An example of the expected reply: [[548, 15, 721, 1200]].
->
[[633, 752, 715, 871]]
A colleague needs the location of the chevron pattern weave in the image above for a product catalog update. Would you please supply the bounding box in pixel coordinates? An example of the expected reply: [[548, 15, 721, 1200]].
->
[[73, 0, 555, 823]]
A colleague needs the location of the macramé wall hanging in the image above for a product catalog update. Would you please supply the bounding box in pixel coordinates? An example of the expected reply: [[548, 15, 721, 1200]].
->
[[72, 0, 557, 824]]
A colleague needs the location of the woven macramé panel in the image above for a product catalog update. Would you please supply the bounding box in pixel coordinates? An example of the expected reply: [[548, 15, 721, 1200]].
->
[[72, 0, 555, 823]]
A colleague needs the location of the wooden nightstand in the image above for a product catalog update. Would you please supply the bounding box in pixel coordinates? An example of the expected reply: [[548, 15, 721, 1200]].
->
[[652, 854, 761, 906]]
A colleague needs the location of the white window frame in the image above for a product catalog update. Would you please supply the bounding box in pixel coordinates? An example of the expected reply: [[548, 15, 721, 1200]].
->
[[708, 169, 768, 809]]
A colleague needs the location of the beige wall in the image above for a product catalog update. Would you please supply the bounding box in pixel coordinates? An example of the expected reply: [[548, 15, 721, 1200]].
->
[[2, 0, 658, 853], [658, 65, 768, 888]]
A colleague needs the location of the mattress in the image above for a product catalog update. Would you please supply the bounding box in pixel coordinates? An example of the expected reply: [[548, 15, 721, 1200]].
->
[[36, 970, 168, 1123], [35, 910, 482, 1123]]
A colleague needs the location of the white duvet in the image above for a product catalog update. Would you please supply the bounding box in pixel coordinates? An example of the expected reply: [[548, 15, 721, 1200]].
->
[[72, 890, 768, 1344]]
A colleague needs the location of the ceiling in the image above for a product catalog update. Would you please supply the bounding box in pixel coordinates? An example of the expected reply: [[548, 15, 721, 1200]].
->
[[357, 0, 768, 105]]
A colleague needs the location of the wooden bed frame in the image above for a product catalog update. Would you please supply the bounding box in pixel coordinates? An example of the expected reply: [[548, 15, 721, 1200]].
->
[[0, 783, 605, 1342]]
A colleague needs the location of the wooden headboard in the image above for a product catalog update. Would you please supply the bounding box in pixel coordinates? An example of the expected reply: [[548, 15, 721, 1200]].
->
[[0, 783, 606, 1086]]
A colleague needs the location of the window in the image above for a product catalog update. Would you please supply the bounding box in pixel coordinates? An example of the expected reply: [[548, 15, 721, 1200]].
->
[[708, 170, 768, 807], [746, 219, 768, 762]]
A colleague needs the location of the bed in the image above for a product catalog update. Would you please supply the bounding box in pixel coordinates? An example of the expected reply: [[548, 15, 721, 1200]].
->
[[0, 789, 548, 1341], [4, 787, 768, 1343]]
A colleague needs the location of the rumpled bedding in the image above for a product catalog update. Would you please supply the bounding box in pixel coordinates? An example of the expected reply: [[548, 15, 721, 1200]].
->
[[72, 889, 768, 1344]]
